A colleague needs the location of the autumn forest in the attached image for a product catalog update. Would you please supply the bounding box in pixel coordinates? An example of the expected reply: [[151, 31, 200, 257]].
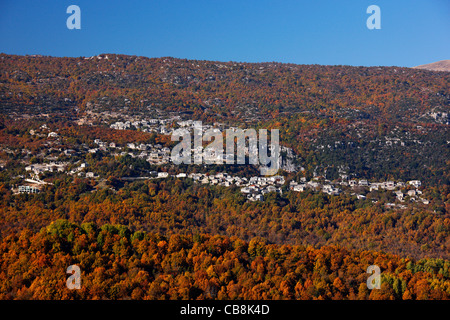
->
[[0, 53, 449, 300]]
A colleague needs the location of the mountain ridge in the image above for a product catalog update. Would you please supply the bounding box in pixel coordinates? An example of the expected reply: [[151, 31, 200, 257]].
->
[[1, 53, 449, 122]]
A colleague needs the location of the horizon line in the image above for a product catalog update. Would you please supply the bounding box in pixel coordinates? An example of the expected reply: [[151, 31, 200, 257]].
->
[[3, 51, 446, 69]]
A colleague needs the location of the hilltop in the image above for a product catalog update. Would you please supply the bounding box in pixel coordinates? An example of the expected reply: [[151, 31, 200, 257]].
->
[[0, 53, 448, 123], [414, 60, 450, 72]]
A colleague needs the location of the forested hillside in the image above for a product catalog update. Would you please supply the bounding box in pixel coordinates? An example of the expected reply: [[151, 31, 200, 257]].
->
[[1, 53, 448, 123], [0, 176, 449, 260], [0, 54, 449, 300], [1, 220, 449, 300]]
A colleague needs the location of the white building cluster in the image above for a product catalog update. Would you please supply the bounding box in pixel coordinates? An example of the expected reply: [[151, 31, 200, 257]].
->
[[151, 171, 285, 202], [288, 177, 428, 206], [25, 162, 67, 175]]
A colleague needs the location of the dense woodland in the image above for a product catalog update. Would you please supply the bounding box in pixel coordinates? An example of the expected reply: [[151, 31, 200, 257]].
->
[[0, 173, 448, 260], [1, 220, 449, 300], [0, 54, 449, 299]]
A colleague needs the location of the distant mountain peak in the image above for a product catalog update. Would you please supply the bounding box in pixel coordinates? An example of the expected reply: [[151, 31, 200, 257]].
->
[[413, 60, 450, 72]]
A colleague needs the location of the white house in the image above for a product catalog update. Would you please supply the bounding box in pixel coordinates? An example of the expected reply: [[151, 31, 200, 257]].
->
[[408, 180, 421, 188], [292, 184, 306, 192], [241, 187, 251, 194], [407, 190, 417, 197], [349, 180, 357, 187], [359, 180, 369, 186], [385, 181, 395, 190], [255, 194, 264, 201], [157, 172, 169, 178], [18, 185, 40, 194], [395, 191, 404, 201]]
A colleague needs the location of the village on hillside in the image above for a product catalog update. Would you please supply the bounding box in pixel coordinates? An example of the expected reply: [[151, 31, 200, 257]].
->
[[2, 119, 430, 208]]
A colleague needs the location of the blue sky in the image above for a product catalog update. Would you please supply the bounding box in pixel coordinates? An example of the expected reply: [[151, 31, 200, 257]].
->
[[0, 0, 448, 67]]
